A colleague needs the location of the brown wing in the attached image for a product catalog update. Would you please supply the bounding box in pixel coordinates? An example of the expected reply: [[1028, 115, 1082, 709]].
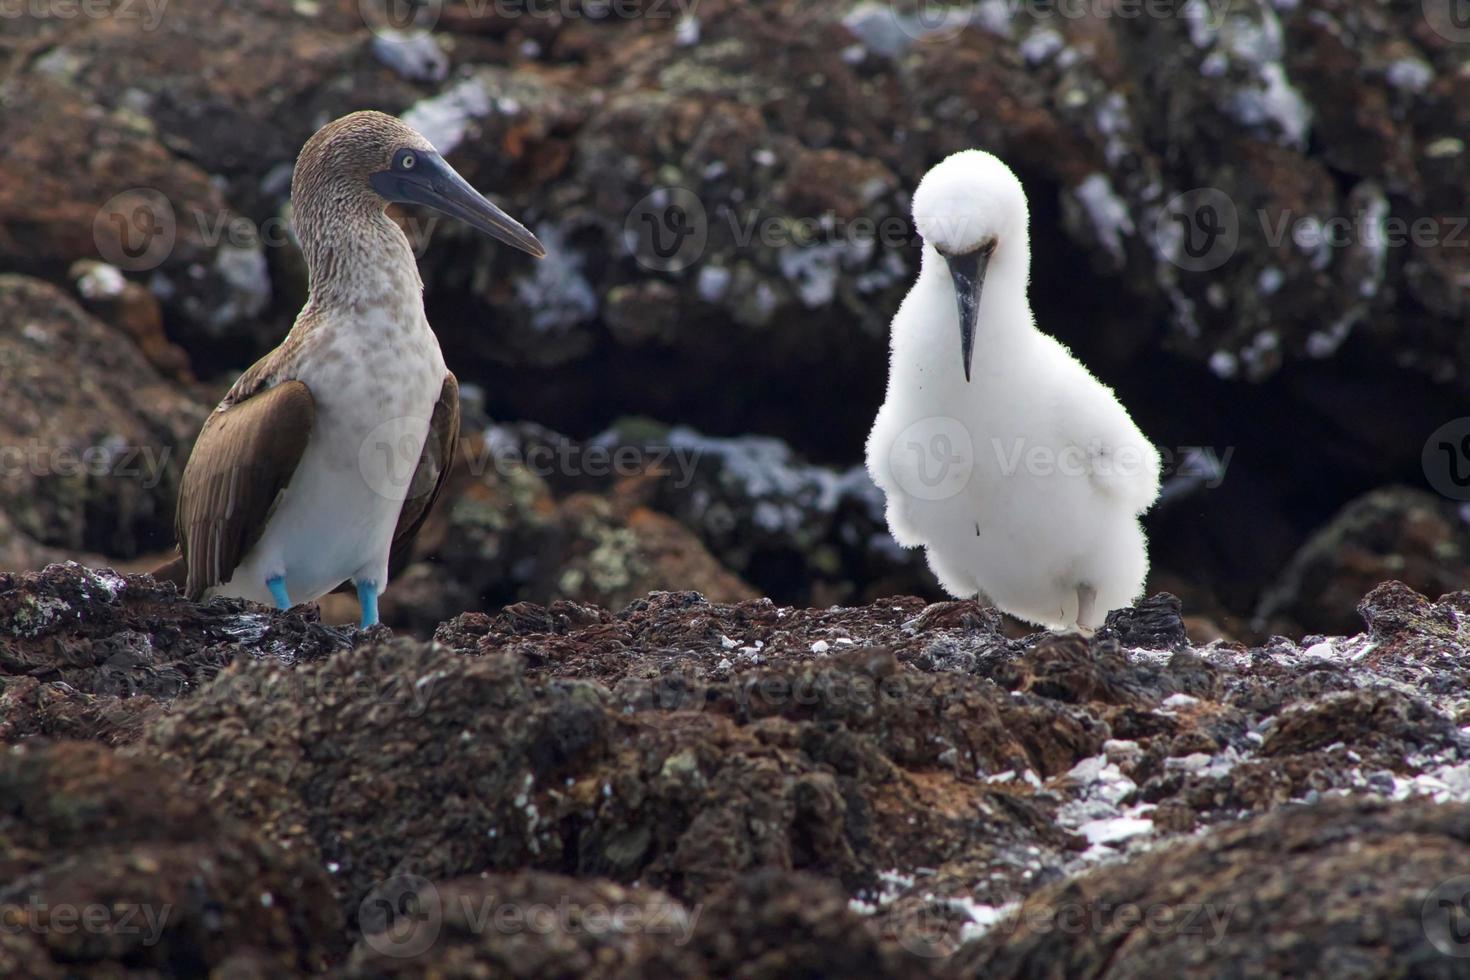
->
[[386, 371, 460, 581], [176, 380, 315, 601]]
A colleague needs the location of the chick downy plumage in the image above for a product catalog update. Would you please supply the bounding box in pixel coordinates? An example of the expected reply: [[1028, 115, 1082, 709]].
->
[[866, 149, 1161, 630]]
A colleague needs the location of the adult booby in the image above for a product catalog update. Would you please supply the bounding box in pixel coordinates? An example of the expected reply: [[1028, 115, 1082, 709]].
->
[[156, 111, 545, 626]]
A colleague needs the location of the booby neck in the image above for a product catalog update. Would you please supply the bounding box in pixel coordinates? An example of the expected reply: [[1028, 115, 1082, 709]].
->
[[293, 197, 425, 315]]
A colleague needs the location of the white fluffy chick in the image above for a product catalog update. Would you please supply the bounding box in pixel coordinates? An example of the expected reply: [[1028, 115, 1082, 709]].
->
[[866, 149, 1161, 630]]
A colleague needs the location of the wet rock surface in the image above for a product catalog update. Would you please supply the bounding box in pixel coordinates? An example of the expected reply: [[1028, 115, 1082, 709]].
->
[[2, 564, 1469, 975], [0, 562, 357, 744]]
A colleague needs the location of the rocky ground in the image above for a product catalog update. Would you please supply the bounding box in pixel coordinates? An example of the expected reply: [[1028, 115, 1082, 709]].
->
[[3, 2, 1470, 974], [3, 563, 1470, 976]]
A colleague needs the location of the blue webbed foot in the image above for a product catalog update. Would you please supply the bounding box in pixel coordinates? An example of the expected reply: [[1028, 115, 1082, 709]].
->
[[266, 575, 290, 611], [356, 579, 380, 629]]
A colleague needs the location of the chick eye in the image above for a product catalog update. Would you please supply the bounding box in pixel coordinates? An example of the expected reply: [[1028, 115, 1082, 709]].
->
[[399, 151, 417, 170]]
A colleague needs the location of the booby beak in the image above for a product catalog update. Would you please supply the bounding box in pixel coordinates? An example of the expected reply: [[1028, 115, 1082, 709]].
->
[[372, 151, 547, 258], [944, 248, 991, 383]]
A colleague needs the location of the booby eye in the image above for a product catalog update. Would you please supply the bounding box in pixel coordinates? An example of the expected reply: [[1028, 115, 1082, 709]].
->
[[398, 151, 417, 170]]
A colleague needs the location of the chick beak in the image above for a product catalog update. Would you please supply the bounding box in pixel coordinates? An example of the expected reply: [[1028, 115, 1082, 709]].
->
[[944, 249, 991, 383]]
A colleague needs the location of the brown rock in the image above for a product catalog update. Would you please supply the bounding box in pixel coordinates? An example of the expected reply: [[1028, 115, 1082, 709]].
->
[[0, 275, 205, 559], [0, 741, 341, 975], [70, 260, 193, 382], [952, 798, 1470, 978], [0, 561, 358, 746], [1256, 487, 1470, 637]]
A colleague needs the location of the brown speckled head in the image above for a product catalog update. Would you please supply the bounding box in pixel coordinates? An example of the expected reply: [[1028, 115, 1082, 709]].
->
[[292, 111, 433, 218], [290, 110, 545, 270]]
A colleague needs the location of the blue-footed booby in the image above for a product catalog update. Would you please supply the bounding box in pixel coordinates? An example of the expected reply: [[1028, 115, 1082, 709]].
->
[[865, 149, 1160, 630], [155, 111, 544, 626]]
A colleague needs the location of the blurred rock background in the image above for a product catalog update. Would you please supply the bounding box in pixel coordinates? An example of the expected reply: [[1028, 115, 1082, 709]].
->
[[2, 0, 1467, 639]]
